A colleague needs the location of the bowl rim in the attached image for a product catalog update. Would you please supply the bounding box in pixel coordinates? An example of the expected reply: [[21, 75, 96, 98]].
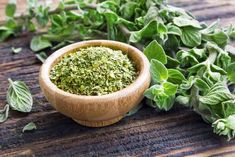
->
[[40, 40, 150, 100]]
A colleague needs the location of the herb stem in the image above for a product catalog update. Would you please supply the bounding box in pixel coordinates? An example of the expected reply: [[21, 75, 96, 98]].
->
[[0, 3, 97, 25], [205, 51, 217, 65], [190, 85, 199, 109], [118, 24, 144, 50], [118, 24, 131, 36], [8, 78, 13, 85]]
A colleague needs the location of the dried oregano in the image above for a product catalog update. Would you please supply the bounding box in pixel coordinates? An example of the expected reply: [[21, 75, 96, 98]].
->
[[50, 46, 137, 96]]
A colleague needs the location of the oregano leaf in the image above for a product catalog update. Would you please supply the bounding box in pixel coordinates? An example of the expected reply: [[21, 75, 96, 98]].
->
[[7, 78, 33, 113], [22, 122, 37, 132], [11, 47, 22, 54], [180, 26, 201, 47], [144, 40, 167, 64], [30, 36, 52, 52], [5, 0, 16, 17], [0, 104, 9, 123], [227, 62, 235, 83], [173, 16, 202, 28], [36, 52, 48, 63], [150, 59, 168, 83]]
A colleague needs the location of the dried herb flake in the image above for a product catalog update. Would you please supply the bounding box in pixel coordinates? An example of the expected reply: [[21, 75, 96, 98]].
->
[[50, 46, 137, 96]]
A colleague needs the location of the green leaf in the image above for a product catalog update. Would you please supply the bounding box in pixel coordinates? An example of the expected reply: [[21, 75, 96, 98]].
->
[[206, 42, 231, 70], [226, 116, 235, 130], [163, 5, 194, 19], [27, 0, 37, 8], [6, 18, 17, 29], [129, 20, 158, 43], [201, 20, 219, 34], [153, 84, 175, 111], [7, 78, 33, 113], [27, 21, 36, 32], [202, 30, 228, 47], [213, 115, 235, 141], [146, 84, 175, 111], [5, 0, 16, 17], [58, 0, 65, 10], [199, 82, 233, 106], [154, 94, 175, 111], [11, 47, 22, 54], [194, 78, 210, 91], [144, 85, 156, 100], [97, 0, 117, 13], [211, 64, 227, 75], [180, 76, 195, 90], [144, 6, 160, 24], [167, 24, 182, 36], [227, 63, 235, 83], [30, 36, 52, 52], [163, 82, 178, 95], [97, 1, 119, 40], [167, 69, 185, 84], [164, 35, 180, 52], [188, 62, 205, 74], [35, 52, 48, 63], [35, 5, 49, 26], [180, 27, 201, 47], [190, 48, 205, 58], [173, 16, 202, 28], [222, 100, 235, 117], [22, 122, 37, 132], [157, 22, 167, 33], [146, 0, 164, 7], [0, 26, 14, 42], [0, 104, 9, 123], [104, 13, 118, 40], [176, 50, 199, 66], [144, 40, 167, 64], [166, 56, 180, 68], [176, 95, 190, 106], [150, 59, 168, 83], [226, 25, 235, 39], [120, 1, 138, 20]]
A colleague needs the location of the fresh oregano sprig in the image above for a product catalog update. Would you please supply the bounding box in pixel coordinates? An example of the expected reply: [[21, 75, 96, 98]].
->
[[143, 39, 235, 140]]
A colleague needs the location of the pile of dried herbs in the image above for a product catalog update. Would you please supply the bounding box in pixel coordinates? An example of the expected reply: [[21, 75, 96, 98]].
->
[[0, 0, 235, 140], [50, 46, 137, 96]]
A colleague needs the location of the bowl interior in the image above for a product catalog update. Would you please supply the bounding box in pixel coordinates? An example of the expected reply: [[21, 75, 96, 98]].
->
[[50, 41, 143, 73], [41, 40, 149, 98]]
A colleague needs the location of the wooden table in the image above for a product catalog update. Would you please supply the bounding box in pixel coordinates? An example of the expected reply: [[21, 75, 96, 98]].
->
[[1, 0, 235, 156]]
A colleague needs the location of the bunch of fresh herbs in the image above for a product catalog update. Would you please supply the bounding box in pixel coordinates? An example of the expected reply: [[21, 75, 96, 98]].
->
[[0, 0, 235, 139]]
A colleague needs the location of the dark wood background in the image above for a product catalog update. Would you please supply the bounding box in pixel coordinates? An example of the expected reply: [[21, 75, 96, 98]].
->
[[1, 0, 235, 156]]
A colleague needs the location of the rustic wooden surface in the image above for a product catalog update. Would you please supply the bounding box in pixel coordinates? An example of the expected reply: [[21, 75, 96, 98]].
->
[[1, 0, 235, 156]]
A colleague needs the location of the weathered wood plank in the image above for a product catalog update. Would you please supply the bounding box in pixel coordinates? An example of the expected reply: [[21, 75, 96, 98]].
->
[[1, 0, 235, 156]]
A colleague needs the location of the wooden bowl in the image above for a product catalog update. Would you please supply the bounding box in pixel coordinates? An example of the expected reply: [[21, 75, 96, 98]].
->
[[39, 40, 151, 127]]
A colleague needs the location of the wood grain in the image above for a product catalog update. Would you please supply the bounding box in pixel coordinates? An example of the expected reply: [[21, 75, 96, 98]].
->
[[39, 40, 151, 127], [1, 0, 235, 156]]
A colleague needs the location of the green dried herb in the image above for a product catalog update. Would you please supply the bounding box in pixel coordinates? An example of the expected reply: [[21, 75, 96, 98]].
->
[[22, 122, 37, 132], [50, 46, 137, 96]]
